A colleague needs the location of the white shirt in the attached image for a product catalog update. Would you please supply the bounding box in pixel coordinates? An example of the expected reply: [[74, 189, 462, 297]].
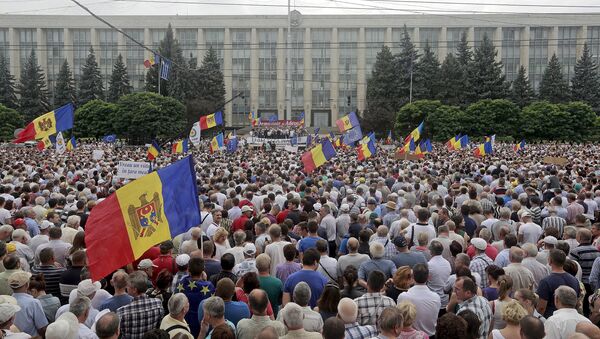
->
[[206, 223, 219, 239], [405, 223, 436, 246], [79, 323, 99, 339], [29, 234, 49, 257], [518, 222, 543, 244], [427, 255, 451, 308], [445, 273, 482, 294], [317, 255, 338, 283], [397, 285, 441, 337], [0, 208, 11, 224], [481, 218, 499, 229], [544, 308, 591, 339], [265, 240, 291, 276], [224, 246, 246, 265]]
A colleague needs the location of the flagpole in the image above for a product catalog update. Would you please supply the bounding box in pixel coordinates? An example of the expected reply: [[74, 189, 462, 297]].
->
[[157, 60, 161, 96]]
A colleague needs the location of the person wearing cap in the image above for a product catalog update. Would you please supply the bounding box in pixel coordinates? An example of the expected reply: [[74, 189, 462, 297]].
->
[[45, 309, 78, 339], [137, 259, 158, 289], [518, 212, 543, 245], [99, 270, 133, 312], [178, 257, 215, 337], [536, 236, 557, 265], [232, 205, 254, 233], [0, 300, 29, 339], [55, 279, 102, 328], [233, 243, 258, 277], [116, 271, 164, 339], [469, 237, 495, 289], [10, 271, 49, 337], [152, 240, 176, 283], [29, 220, 51, 255], [171, 254, 190, 293], [382, 201, 399, 228]]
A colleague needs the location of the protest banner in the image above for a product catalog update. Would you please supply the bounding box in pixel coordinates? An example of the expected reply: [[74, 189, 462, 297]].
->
[[117, 161, 151, 179]]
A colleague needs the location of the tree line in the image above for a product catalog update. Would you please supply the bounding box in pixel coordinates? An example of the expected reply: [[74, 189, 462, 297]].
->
[[364, 26, 600, 141]]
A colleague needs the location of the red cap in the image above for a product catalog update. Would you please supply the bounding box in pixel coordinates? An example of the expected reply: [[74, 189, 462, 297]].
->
[[13, 218, 25, 226]]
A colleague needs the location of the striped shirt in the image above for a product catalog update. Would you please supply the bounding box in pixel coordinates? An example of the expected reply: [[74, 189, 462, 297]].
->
[[570, 243, 600, 284], [30, 264, 66, 298], [542, 216, 566, 238]]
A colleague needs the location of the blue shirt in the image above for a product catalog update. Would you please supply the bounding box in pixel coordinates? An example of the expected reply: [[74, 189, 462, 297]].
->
[[99, 294, 134, 312], [283, 269, 328, 308], [13, 292, 49, 336], [25, 217, 40, 238], [537, 272, 580, 318], [298, 236, 321, 253], [463, 214, 477, 238], [198, 300, 250, 326]]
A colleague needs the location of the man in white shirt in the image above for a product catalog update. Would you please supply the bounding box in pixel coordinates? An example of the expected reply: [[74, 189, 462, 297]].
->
[[315, 240, 337, 283], [544, 285, 591, 339], [427, 241, 451, 311], [405, 208, 436, 247], [264, 224, 291, 276], [319, 205, 337, 257], [518, 212, 543, 245], [397, 263, 441, 337], [70, 296, 99, 339], [0, 197, 12, 224], [206, 210, 222, 239]]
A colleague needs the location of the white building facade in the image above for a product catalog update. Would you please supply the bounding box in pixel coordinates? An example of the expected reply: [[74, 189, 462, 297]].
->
[[1, 13, 599, 127]]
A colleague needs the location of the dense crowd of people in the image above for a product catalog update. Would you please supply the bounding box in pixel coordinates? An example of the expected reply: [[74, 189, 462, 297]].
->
[[0, 139, 599, 339], [249, 127, 305, 139]]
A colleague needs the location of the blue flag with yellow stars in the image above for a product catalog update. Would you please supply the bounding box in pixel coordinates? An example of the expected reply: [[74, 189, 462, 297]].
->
[[177, 276, 215, 337]]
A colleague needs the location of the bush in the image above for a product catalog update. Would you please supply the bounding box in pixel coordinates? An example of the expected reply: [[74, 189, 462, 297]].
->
[[0, 104, 23, 141]]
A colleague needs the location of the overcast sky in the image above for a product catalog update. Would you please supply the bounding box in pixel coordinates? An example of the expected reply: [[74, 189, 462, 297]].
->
[[1, 0, 600, 16]]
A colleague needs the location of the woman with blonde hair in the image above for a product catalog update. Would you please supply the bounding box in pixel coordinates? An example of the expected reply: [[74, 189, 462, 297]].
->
[[397, 301, 428, 339], [385, 266, 413, 301], [513, 288, 545, 323], [213, 227, 230, 259], [488, 300, 528, 339], [490, 275, 514, 330]]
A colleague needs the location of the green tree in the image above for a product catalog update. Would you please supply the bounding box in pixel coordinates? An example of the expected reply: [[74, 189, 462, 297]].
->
[[393, 25, 419, 107], [107, 54, 132, 103], [0, 54, 17, 109], [0, 104, 23, 141], [54, 59, 76, 107], [413, 43, 441, 100], [470, 34, 509, 101], [520, 101, 570, 140], [538, 54, 570, 103], [455, 32, 475, 105], [463, 99, 520, 137], [438, 53, 463, 106], [73, 100, 118, 138], [395, 100, 442, 138], [559, 101, 598, 141], [167, 48, 192, 103], [187, 47, 227, 127], [571, 43, 600, 112], [510, 66, 534, 107], [17, 50, 50, 121], [427, 104, 467, 141], [78, 47, 104, 105], [145, 24, 182, 96], [364, 46, 396, 134], [114, 92, 186, 143]]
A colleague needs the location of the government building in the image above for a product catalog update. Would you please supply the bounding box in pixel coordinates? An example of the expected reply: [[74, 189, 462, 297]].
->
[[1, 13, 599, 127]]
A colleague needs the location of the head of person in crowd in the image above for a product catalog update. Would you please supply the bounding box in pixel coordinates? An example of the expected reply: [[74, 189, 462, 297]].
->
[[292, 281, 312, 307], [554, 285, 577, 310], [454, 276, 477, 302], [412, 263, 429, 285], [337, 297, 359, 324], [95, 312, 120, 339], [519, 315, 545, 339], [126, 271, 149, 297], [514, 288, 539, 316], [376, 306, 404, 338], [435, 313, 468, 339], [323, 317, 346, 339], [318, 283, 341, 314], [457, 309, 481, 339], [168, 293, 189, 322], [392, 266, 413, 291], [248, 289, 269, 316]]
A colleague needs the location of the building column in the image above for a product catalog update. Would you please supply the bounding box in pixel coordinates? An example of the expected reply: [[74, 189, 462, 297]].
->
[[384, 27, 392, 48], [90, 28, 99, 67], [250, 28, 259, 116], [520, 26, 530, 71], [64, 28, 74, 69], [413, 27, 420, 49], [37, 28, 48, 77], [223, 28, 233, 126], [303, 28, 312, 126], [548, 26, 558, 60], [494, 27, 503, 63], [438, 26, 447, 62], [9, 28, 19, 80], [357, 27, 366, 114], [577, 25, 588, 58], [276, 28, 285, 120], [197, 28, 205, 62], [330, 28, 339, 126], [118, 31, 127, 64]]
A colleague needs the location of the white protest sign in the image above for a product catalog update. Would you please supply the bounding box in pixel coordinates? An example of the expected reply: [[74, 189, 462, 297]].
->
[[284, 145, 298, 153], [117, 161, 151, 179], [92, 150, 104, 160]]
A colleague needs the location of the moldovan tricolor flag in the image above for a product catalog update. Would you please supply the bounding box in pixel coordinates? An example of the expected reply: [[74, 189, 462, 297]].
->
[[199, 111, 223, 130], [301, 139, 336, 173], [85, 156, 201, 281], [14, 103, 74, 143], [335, 112, 359, 133]]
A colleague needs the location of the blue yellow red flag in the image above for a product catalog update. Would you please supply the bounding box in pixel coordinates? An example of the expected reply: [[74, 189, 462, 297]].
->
[[357, 139, 377, 161], [147, 140, 160, 160], [474, 141, 493, 157], [199, 112, 223, 130], [404, 121, 424, 144], [335, 112, 359, 133], [171, 139, 189, 154], [301, 139, 336, 173], [514, 139, 526, 153], [66, 136, 77, 151], [14, 104, 74, 143], [210, 133, 224, 153]]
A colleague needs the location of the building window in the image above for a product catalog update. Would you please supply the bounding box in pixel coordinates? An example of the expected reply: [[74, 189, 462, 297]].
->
[[558, 27, 578, 82], [151, 29, 166, 49], [338, 29, 358, 115], [588, 27, 600, 68], [529, 27, 549, 91], [447, 27, 467, 55], [311, 29, 331, 115], [72, 29, 91, 86], [365, 28, 385, 79], [99, 29, 119, 92], [502, 28, 521, 83], [0, 29, 9, 65], [290, 28, 304, 117], [178, 29, 197, 61], [419, 28, 440, 54], [124, 29, 145, 91], [474, 27, 496, 48], [231, 29, 250, 126], [205, 29, 225, 70], [19, 28, 37, 70], [46, 29, 64, 104], [258, 29, 277, 112]]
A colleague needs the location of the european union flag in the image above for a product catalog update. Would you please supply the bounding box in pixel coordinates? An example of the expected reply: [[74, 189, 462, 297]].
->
[[160, 58, 172, 80], [227, 137, 238, 153], [268, 115, 278, 123], [343, 125, 363, 145], [102, 134, 116, 143]]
